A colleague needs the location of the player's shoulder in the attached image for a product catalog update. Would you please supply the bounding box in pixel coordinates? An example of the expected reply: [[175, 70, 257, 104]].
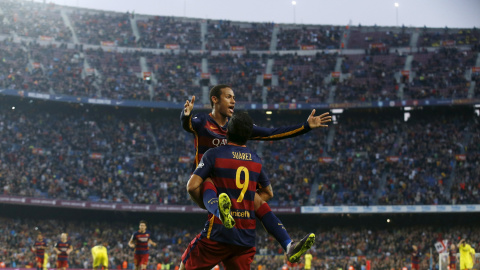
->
[[192, 112, 208, 121]]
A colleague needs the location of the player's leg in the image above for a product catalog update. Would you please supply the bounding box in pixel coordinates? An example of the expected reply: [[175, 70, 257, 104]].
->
[[140, 254, 149, 270], [254, 195, 315, 263], [222, 246, 256, 270], [202, 179, 235, 228]]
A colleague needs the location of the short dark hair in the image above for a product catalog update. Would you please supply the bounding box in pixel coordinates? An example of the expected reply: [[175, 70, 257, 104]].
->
[[139, 220, 147, 226], [227, 111, 253, 145], [209, 84, 231, 108]]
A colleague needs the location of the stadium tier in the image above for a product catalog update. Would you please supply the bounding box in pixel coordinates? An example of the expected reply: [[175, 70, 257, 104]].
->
[[0, 1, 480, 270]]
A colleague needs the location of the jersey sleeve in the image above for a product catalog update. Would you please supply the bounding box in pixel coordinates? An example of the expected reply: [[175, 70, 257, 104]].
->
[[257, 169, 270, 188], [181, 110, 202, 134], [250, 121, 311, 141], [192, 149, 215, 180]]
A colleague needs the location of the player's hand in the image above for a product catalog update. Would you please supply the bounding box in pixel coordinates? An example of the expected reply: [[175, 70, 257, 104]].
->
[[307, 110, 332, 129], [184, 96, 195, 116], [129, 243, 135, 248]]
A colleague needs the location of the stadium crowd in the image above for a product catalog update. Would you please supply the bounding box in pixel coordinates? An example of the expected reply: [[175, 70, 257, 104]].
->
[[0, 100, 478, 207], [0, 215, 478, 270]]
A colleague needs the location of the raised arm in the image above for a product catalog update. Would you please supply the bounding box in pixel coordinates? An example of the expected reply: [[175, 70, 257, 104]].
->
[[181, 96, 196, 133], [250, 110, 331, 140]]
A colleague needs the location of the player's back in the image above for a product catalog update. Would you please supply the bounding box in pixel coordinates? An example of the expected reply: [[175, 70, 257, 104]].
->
[[199, 144, 269, 247], [91, 245, 107, 257]]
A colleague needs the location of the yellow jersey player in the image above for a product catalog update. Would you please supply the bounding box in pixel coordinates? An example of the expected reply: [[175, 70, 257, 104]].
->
[[457, 239, 475, 270], [304, 251, 313, 270], [91, 240, 109, 270]]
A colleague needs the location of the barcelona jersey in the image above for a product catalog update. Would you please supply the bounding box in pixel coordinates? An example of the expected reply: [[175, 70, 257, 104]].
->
[[55, 241, 71, 261], [181, 111, 311, 172], [193, 144, 270, 247], [131, 231, 152, 255], [34, 240, 47, 259]]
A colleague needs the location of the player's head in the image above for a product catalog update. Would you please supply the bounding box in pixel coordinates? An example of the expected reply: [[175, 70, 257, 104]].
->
[[37, 233, 43, 241], [139, 220, 147, 232], [61, 233, 67, 242], [412, 245, 417, 251], [210, 84, 235, 117], [227, 111, 253, 145], [451, 244, 456, 250]]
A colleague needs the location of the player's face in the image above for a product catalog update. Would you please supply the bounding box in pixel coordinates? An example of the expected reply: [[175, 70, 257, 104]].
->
[[61, 234, 67, 242], [37, 235, 43, 241], [139, 223, 147, 232], [215, 88, 235, 118]]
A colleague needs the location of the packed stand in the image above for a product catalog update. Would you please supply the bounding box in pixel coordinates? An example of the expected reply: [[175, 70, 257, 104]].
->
[[84, 48, 151, 100], [271, 53, 336, 103], [336, 53, 402, 102], [276, 26, 341, 50], [70, 11, 136, 46], [406, 47, 475, 99], [146, 51, 203, 102], [0, 215, 479, 270], [450, 116, 480, 204], [322, 112, 401, 206], [0, 0, 72, 42], [377, 109, 474, 205], [206, 21, 272, 51], [0, 102, 191, 205], [347, 27, 410, 49], [419, 27, 480, 47], [0, 40, 96, 96], [208, 53, 266, 102], [136, 17, 201, 50]]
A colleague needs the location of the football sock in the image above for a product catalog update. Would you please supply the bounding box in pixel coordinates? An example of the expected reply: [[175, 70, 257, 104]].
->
[[202, 181, 220, 218], [256, 202, 292, 251]]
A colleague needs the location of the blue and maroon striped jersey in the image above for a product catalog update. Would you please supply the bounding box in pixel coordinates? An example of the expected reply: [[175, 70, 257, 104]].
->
[[131, 230, 152, 255], [181, 111, 311, 172], [193, 144, 270, 247], [55, 241, 71, 261], [33, 240, 47, 259]]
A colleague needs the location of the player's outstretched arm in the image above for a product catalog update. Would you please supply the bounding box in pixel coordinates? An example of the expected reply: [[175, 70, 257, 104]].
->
[[186, 174, 206, 209], [250, 110, 331, 141], [307, 109, 332, 129]]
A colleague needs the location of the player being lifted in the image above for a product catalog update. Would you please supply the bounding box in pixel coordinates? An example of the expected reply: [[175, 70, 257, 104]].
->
[[181, 85, 331, 262], [32, 233, 47, 270], [54, 233, 73, 270], [129, 220, 157, 270], [181, 112, 307, 269]]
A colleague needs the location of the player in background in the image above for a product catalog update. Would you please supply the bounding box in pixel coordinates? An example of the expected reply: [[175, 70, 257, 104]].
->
[[457, 239, 475, 270], [449, 243, 458, 270], [304, 251, 313, 270], [181, 85, 329, 262], [411, 245, 421, 270], [32, 233, 47, 270], [92, 239, 109, 270], [54, 233, 72, 270], [129, 220, 157, 270], [181, 112, 313, 269]]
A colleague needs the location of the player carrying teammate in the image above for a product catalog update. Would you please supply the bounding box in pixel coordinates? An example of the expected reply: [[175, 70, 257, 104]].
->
[[181, 112, 310, 269], [129, 220, 157, 270], [92, 239, 109, 270], [32, 233, 47, 270], [54, 233, 73, 270], [181, 85, 330, 262]]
